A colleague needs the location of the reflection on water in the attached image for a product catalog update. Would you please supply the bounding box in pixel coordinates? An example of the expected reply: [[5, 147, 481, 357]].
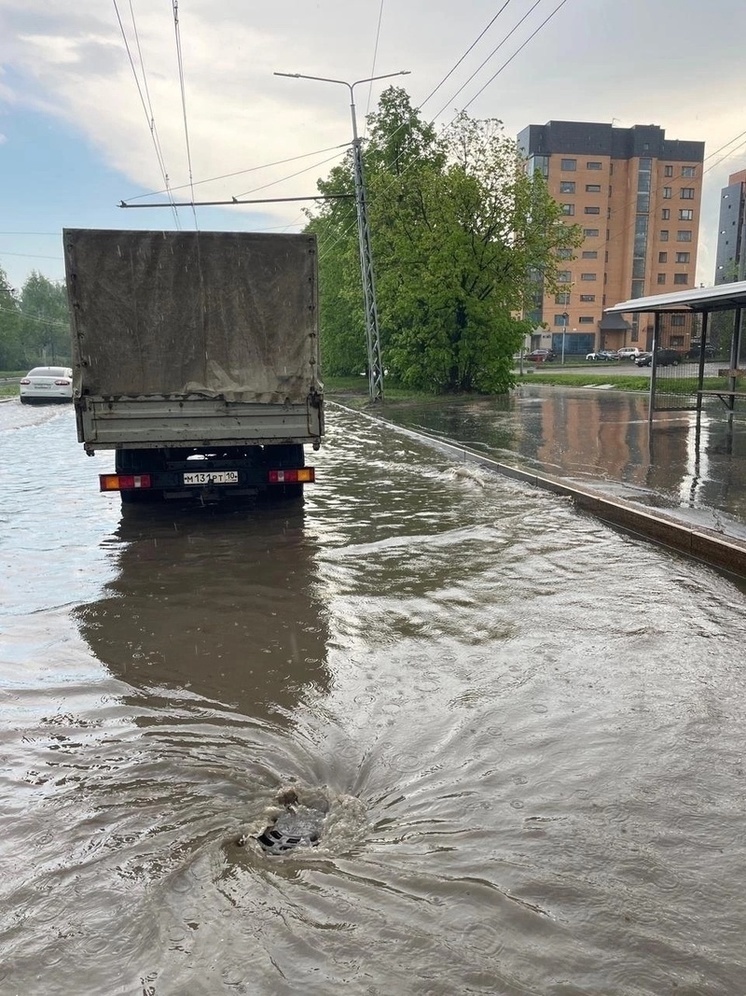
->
[[76, 503, 330, 720], [3, 404, 746, 994], [384, 385, 746, 530]]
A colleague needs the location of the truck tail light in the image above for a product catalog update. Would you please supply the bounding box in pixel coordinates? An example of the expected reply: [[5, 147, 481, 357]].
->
[[267, 467, 315, 484], [99, 474, 152, 492]]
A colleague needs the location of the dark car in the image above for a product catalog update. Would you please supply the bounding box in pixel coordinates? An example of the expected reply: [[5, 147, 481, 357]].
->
[[686, 342, 716, 359], [526, 349, 555, 362], [635, 348, 681, 367]]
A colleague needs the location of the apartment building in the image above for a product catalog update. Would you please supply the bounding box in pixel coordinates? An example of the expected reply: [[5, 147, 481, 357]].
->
[[517, 121, 704, 354], [715, 169, 746, 284]]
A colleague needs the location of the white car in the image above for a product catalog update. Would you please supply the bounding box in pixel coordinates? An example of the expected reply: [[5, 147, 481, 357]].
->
[[617, 347, 642, 359], [19, 366, 73, 404]]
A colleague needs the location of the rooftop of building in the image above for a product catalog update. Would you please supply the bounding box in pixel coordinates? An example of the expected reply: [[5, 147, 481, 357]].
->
[[518, 120, 704, 163]]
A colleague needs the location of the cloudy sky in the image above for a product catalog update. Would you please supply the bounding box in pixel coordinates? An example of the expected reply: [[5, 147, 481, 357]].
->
[[1, 0, 745, 293]]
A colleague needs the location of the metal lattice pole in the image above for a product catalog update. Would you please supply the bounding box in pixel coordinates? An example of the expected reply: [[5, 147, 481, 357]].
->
[[349, 111, 383, 402], [274, 70, 410, 403]]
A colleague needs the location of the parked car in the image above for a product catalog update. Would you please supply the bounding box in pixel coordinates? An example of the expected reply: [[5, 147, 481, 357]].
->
[[635, 348, 682, 367], [617, 347, 642, 359], [685, 342, 716, 359], [586, 350, 618, 361], [19, 366, 73, 404], [526, 349, 555, 362]]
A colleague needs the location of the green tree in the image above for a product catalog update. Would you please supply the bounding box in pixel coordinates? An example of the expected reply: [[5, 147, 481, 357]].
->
[[18, 271, 71, 366], [306, 88, 581, 393], [0, 267, 22, 370]]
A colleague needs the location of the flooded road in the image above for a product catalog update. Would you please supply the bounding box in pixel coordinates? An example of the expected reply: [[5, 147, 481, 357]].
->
[[381, 386, 746, 536], [2, 399, 746, 995]]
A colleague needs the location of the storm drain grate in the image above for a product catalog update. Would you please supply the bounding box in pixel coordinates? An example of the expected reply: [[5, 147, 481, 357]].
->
[[255, 804, 325, 856]]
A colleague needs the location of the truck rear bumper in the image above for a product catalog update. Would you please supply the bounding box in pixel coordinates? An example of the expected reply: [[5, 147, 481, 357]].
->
[[76, 397, 323, 451]]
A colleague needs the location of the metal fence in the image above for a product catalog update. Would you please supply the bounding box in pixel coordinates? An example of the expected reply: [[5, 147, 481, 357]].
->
[[651, 309, 746, 416]]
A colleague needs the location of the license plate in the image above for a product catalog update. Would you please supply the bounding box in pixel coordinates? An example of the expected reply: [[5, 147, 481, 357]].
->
[[183, 471, 239, 485]]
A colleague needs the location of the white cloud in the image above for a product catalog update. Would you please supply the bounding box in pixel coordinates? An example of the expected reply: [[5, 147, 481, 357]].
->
[[2, 0, 746, 285]]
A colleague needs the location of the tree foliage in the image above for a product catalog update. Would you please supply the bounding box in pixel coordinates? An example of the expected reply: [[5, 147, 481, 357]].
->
[[0, 268, 70, 370], [305, 88, 581, 393]]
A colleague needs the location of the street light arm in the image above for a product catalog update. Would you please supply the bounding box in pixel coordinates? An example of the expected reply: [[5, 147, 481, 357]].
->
[[274, 70, 411, 95]]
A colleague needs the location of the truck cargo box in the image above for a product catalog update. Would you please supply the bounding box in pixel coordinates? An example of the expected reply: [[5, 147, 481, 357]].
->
[[64, 229, 323, 452]]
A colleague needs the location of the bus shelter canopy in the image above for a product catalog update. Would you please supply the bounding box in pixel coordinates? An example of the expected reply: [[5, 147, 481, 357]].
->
[[606, 281, 746, 315]]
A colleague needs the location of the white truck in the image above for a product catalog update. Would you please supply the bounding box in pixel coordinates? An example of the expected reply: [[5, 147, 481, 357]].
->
[[64, 229, 323, 502]]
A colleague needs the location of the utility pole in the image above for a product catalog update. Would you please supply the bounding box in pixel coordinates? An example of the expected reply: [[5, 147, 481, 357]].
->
[[275, 70, 410, 402], [562, 311, 569, 365]]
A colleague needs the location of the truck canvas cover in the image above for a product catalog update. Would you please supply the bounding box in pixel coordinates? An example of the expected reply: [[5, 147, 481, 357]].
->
[[64, 229, 320, 405]]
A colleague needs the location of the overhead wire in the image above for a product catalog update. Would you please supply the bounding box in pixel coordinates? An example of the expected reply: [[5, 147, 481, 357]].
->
[[418, 0, 515, 111], [171, 0, 198, 228], [318, 1, 528, 258], [233, 149, 350, 200], [111, 0, 181, 228], [0, 303, 69, 327], [364, 0, 386, 135], [318, 0, 569, 261], [123, 143, 351, 202], [461, 0, 570, 114]]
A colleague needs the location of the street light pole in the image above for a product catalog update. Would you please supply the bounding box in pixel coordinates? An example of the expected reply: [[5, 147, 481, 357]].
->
[[562, 311, 569, 365], [275, 69, 410, 402]]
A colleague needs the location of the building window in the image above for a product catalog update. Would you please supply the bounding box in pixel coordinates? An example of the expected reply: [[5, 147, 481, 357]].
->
[[675, 252, 690, 263], [660, 230, 669, 241], [631, 279, 645, 298], [662, 208, 670, 220], [682, 166, 696, 177], [587, 161, 602, 170], [663, 187, 672, 199], [560, 203, 575, 215], [658, 251, 668, 263], [580, 272, 597, 281], [679, 209, 694, 220], [664, 165, 673, 177], [561, 158, 577, 171], [585, 184, 601, 193], [579, 294, 595, 302], [583, 228, 600, 237], [555, 292, 570, 305], [657, 273, 666, 285], [578, 316, 594, 324], [581, 250, 598, 258], [559, 181, 576, 193], [584, 206, 600, 215], [681, 187, 695, 199], [554, 314, 569, 325], [558, 271, 571, 282], [556, 248, 573, 258], [674, 273, 688, 285], [671, 315, 685, 326], [676, 230, 692, 242], [529, 155, 549, 177]]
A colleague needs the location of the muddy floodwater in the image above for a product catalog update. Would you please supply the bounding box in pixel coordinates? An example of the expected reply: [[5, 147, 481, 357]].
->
[[2, 400, 746, 995]]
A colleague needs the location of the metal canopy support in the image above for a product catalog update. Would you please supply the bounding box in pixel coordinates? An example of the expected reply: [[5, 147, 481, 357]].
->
[[648, 311, 661, 423], [696, 310, 710, 415], [729, 306, 743, 415]]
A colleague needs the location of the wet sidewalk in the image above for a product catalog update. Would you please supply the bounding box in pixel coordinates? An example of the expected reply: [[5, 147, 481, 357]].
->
[[368, 384, 746, 578]]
